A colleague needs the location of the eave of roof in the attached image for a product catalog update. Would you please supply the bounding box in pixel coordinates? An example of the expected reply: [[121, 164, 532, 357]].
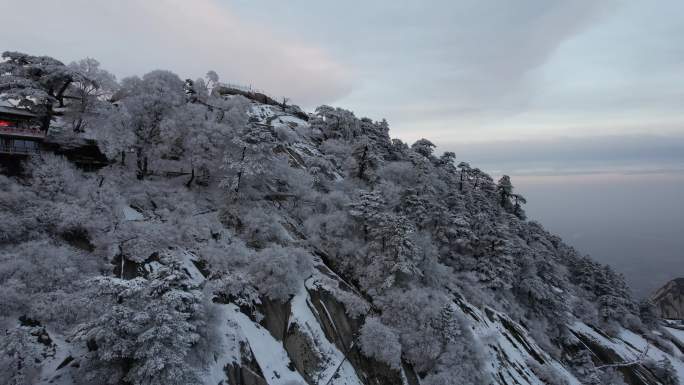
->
[[0, 106, 38, 118]]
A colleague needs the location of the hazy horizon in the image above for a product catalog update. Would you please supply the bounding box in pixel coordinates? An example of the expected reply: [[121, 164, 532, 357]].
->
[[513, 171, 684, 299]]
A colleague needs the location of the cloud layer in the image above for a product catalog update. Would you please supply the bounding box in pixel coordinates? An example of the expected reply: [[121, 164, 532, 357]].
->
[[444, 134, 684, 176], [236, 1, 614, 119]]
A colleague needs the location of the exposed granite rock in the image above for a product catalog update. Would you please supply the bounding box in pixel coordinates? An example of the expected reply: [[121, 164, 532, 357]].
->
[[651, 278, 684, 320]]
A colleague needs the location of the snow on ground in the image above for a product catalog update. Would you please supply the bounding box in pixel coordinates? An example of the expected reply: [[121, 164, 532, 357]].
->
[[121, 205, 144, 221], [619, 328, 684, 380], [248, 103, 309, 130], [571, 322, 634, 358], [291, 279, 364, 385], [464, 302, 581, 385], [666, 326, 684, 345], [291, 142, 322, 159], [178, 250, 206, 285], [37, 332, 84, 385], [573, 322, 684, 381], [201, 305, 244, 385], [227, 303, 308, 385], [249, 104, 279, 123], [277, 114, 308, 127]]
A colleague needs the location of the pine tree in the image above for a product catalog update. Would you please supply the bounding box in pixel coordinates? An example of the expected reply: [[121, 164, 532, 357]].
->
[[76, 261, 204, 385], [438, 151, 456, 168], [411, 138, 436, 159], [223, 124, 276, 196], [457, 162, 471, 191], [0, 326, 45, 385], [511, 193, 527, 219], [351, 137, 380, 183], [496, 175, 513, 208]]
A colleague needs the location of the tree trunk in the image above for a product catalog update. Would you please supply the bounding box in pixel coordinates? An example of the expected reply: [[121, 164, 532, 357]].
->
[[74, 117, 84, 133], [234, 147, 247, 194], [185, 168, 195, 188], [40, 104, 52, 132], [136, 150, 147, 180], [55, 80, 73, 108], [137, 158, 143, 180], [357, 146, 368, 180]]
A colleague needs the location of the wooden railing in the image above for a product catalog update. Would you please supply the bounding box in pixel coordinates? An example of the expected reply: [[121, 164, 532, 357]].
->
[[0, 126, 46, 139]]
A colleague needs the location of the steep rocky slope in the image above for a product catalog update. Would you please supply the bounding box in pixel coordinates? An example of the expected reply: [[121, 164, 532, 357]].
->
[[22, 248, 684, 385], [1, 60, 683, 385]]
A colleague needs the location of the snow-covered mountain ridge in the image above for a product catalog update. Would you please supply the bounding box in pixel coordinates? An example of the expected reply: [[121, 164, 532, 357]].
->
[[0, 52, 682, 385]]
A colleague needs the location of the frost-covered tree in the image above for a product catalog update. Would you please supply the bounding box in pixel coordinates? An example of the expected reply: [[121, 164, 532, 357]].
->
[[310, 105, 360, 140], [645, 358, 680, 385], [358, 317, 402, 369], [359, 117, 391, 156], [351, 137, 380, 183], [638, 299, 659, 328], [249, 245, 311, 302], [0, 51, 83, 130], [377, 288, 487, 383], [347, 190, 424, 289], [76, 261, 204, 385], [457, 161, 471, 191], [438, 151, 456, 169], [568, 257, 635, 326], [64, 58, 118, 132], [222, 123, 277, 197], [160, 96, 248, 185], [348, 190, 386, 242], [0, 325, 45, 385], [85, 102, 135, 164], [511, 193, 527, 219], [115, 70, 186, 179], [27, 153, 81, 200], [470, 167, 492, 189], [372, 214, 420, 286], [411, 138, 436, 159], [496, 175, 513, 208]]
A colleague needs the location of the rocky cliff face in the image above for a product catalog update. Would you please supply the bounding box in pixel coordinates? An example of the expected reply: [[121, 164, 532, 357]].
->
[[652, 278, 684, 320], [20, 253, 684, 385]]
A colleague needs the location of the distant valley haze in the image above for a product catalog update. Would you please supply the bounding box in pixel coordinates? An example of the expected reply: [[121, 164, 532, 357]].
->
[[3, 0, 683, 296]]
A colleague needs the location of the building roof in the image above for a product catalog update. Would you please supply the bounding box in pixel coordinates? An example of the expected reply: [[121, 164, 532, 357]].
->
[[0, 106, 38, 118]]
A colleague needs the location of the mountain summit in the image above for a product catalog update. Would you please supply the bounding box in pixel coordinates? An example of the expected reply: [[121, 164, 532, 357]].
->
[[0, 51, 683, 385]]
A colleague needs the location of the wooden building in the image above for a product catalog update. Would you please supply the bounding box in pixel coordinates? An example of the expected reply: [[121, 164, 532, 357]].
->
[[0, 106, 109, 174], [0, 106, 45, 174], [0, 106, 44, 156]]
